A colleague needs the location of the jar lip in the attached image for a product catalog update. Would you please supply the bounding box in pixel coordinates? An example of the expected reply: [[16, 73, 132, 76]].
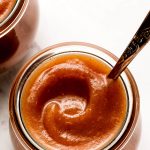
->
[[0, 0, 29, 37], [13, 42, 136, 150]]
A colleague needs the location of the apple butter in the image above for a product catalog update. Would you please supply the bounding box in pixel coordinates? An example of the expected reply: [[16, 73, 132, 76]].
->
[[21, 53, 127, 149], [0, 0, 16, 23]]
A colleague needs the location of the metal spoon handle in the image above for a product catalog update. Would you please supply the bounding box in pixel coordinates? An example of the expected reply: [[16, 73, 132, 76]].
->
[[108, 11, 150, 80]]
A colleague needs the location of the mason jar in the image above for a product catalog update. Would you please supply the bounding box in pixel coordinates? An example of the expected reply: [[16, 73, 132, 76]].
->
[[0, 0, 39, 73], [9, 42, 140, 150]]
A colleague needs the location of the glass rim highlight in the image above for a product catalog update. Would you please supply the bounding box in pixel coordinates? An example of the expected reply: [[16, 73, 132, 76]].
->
[[0, 0, 21, 27]]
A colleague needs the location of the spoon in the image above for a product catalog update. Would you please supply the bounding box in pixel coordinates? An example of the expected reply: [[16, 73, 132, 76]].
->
[[108, 11, 150, 80]]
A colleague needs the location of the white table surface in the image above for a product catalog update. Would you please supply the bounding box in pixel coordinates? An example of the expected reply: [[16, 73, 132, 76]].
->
[[0, 0, 150, 149]]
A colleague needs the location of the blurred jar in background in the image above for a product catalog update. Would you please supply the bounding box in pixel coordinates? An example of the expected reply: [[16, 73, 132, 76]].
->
[[0, 0, 39, 73]]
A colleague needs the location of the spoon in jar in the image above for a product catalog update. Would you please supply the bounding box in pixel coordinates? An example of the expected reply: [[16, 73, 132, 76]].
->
[[108, 11, 150, 80]]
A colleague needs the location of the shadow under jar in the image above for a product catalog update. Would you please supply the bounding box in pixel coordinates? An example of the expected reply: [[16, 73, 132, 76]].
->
[[9, 42, 141, 150], [0, 0, 38, 73]]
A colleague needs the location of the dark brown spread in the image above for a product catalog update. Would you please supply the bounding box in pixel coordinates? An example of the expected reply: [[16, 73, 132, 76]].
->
[[21, 54, 127, 150]]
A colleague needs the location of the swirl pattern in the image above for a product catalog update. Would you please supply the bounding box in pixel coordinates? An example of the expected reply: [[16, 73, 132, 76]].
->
[[21, 57, 127, 149]]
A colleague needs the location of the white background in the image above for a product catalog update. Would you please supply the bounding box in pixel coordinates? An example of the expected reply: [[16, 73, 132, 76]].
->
[[0, 0, 150, 149]]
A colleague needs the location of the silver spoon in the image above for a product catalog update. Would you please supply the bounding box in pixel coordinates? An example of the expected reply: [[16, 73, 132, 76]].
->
[[108, 11, 150, 80]]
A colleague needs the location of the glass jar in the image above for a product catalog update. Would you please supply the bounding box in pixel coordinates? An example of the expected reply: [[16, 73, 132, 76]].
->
[[0, 0, 39, 73], [9, 42, 140, 150]]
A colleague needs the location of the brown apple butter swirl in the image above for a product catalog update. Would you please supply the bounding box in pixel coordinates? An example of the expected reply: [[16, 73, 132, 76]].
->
[[21, 54, 127, 150]]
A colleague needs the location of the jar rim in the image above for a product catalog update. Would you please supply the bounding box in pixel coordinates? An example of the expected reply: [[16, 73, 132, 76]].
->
[[0, 0, 20, 26], [9, 42, 140, 150], [0, 0, 29, 37]]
